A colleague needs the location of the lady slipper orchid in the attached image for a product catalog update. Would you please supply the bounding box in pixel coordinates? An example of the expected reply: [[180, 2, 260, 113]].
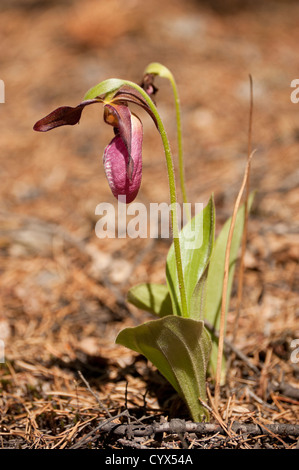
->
[[33, 85, 158, 203]]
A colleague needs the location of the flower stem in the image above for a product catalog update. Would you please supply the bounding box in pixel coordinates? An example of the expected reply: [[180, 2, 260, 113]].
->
[[143, 63, 190, 220], [124, 80, 189, 318], [167, 72, 190, 220]]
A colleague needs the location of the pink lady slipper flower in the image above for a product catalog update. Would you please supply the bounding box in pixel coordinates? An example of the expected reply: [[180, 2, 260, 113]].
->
[[33, 85, 158, 203]]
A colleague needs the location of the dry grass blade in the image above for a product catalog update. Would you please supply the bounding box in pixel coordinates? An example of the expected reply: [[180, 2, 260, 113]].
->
[[232, 74, 254, 344], [214, 149, 255, 408]]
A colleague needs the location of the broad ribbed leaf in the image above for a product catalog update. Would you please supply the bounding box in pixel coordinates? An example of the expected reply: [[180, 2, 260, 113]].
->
[[166, 196, 215, 318], [116, 316, 212, 422], [189, 268, 209, 321], [127, 283, 173, 318]]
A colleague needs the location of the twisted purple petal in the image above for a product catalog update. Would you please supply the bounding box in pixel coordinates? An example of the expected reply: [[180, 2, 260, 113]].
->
[[33, 99, 101, 132], [103, 114, 143, 203]]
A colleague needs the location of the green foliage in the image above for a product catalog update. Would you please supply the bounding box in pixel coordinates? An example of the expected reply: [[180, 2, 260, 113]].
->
[[33, 63, 255, 423], [125, 195, 254, 416], [83, 70, 255, 422], [124, 199, 215, 421], [127, 283, 173, 318], [166, 196, 215, 318], [116, 316, 211, 422]]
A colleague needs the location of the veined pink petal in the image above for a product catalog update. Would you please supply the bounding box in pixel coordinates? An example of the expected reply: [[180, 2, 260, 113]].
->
[[103, 114, 143, 203], [104, 104, 132, 155]]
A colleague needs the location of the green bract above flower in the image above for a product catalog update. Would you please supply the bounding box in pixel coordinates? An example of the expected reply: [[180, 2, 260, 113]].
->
[[33, 83, 158, 203]]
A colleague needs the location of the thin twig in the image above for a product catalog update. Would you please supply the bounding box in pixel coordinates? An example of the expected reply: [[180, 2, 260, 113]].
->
[[252, 417, 291, 448], [78, 370, 112, 418], [246, 388, 277, 410], [92, 419, 299, 438], [69, 408, 157, 449], [117, 439, 149, 449], [69, 410, 131, 449], [204, 320, 260, 374]]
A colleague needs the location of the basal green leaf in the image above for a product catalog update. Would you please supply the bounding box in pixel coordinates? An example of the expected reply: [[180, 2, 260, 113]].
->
[[166, 196, 215, 318], [189, 267, 208, 321], [127, 283, 173, 318], [116, 316, 212, 422]]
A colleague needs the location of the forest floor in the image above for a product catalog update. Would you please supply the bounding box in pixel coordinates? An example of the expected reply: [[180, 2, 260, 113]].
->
[[0, 0, 298, 449]]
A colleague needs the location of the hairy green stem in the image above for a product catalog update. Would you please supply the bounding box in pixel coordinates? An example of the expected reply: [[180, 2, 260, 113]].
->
[[143, 63, 190, 219], [167, 72, 190, 220], [123, 80, 188, 318]]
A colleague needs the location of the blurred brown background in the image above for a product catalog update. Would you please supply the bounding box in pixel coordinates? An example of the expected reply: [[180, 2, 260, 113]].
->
[[0, 0, 298, 447]]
